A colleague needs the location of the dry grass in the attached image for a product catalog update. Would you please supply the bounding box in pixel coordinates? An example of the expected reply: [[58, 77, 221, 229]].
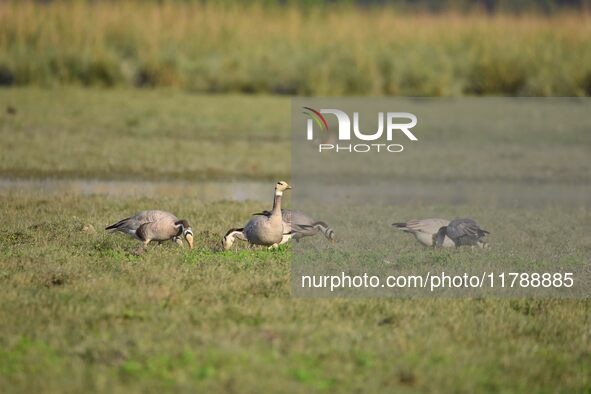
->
[[1, 1, 591, 95]]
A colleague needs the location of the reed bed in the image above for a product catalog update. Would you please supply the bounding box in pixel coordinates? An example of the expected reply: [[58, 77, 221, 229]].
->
[[1, 1, 590, 95]]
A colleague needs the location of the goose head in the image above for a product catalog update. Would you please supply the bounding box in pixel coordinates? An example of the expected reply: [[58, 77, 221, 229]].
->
[[434, 226, 448, 247], [222, 236, 233, 251], [275, 181, 292, 195], [328, 231, 336, 244], [175, 219, 194, 249], [222, 228, 241, 251], [316, 222, 336, 243]]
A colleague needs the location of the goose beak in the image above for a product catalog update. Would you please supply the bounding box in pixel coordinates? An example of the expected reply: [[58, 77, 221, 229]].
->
[[286, 184, 292, 189], [186, 233, 194, 249]]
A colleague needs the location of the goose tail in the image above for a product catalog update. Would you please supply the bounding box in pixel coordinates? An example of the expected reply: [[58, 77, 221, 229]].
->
[[105, 217, 131, 231], [392, 222, 409, 230]]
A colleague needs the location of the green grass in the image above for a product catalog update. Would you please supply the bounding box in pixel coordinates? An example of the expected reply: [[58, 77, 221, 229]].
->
[[0, 193, 590, 393], [291, 203, 591, 297], [0, 88, 590, 392], [0, 88, 290, 180], [2, 89, 590, 183]]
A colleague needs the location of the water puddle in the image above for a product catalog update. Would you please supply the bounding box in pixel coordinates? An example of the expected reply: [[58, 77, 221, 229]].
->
[[0, 178, 271, 202], [0, 177, 588, 208]]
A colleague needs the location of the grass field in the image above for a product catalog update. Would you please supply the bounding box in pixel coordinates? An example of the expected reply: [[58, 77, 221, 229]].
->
[[2, 89, 590, 182], [1, 193, 590, 393], [1, 2, 591, 96], [0, 88, 590, 392], [0, 88, 289, 180]]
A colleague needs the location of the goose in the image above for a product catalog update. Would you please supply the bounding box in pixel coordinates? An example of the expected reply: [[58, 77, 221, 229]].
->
[[222, 227, 292, 251], [222, 209, 335, 250], [435, 218, 489, 248], [223, 181, 291, 250], [393, 218, 455, 247], [106, 210, 193, 249], [222, 228, 247, 251], [254, 209, 335, 243]]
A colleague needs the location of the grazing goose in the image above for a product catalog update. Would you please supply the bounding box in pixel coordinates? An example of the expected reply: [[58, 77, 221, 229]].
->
[[393, 218, 455, 247], [222, 228, 247, 251], [224, 181, 291, 250], [435, 218, 489, 248], [222, 209, 335, 250], [106, 210, 193, 249]]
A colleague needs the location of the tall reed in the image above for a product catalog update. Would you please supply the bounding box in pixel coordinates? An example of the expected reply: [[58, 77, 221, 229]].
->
[[1, 1, 590, 95]]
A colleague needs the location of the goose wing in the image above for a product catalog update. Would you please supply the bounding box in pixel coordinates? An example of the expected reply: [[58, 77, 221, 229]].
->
[[138, 210, 178, 223], [136, 217, 178, 241], [287, 210, 319, 226], [394, 218, 449, 234], [105, 216, 134, 230], [106, 210, 177, 231], [290, 223, 317, 236], [448, 219, 488, 240]]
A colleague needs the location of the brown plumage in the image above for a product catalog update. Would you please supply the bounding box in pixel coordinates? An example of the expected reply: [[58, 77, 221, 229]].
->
[[241, 181, 292, 248], [106, 210, 193, 249], [393, 218, 454, 247]]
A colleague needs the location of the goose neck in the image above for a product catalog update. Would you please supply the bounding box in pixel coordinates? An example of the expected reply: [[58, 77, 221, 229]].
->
[[271, 191, 282, 215]]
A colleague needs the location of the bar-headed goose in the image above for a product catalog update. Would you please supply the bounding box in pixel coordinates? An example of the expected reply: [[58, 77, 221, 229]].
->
[[106, 210, 193, 249], [435, 218, 489, 248], [222, 208, 336, 250], [223, 181, 291, 250], [254, 209, 336, 243], [222, 227, 292, 251], [393, 218, 454, 247], [244, 180, 291, 248]]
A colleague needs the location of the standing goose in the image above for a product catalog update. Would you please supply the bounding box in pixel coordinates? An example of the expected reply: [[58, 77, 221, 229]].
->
[[255, 209, 335, 243], [106, 210, 193, 249], [435, 218, 489, 248], [393, 218, 455, 247], [222, 227, 292, 251], [222, 209, 335, 250], [225, 181, 291, 250]]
